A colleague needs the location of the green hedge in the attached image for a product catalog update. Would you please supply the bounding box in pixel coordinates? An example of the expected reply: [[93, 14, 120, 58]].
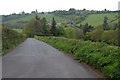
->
[[87, 28, 119, 46], [35, 36, 120, 79], [2, 27, 26, 55]]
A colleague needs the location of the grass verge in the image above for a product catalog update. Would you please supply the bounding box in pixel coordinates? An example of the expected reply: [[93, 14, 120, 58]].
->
[[35, 36, 120, 80]]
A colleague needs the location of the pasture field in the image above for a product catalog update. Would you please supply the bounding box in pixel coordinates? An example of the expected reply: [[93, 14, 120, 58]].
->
[[78, 13, 118, 27], [4, 14, 68, 24]]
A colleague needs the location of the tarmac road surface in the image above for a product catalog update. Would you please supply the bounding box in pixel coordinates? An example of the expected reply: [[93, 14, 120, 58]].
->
[[2, 38, 102, 78]]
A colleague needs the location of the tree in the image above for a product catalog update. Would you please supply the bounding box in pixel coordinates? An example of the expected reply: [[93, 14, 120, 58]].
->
[[23, 15, 46, 37], [36, 9, 38, 13], [90, 28, 104, 42], [102, 16, 109, 30], [73, 28, 84, 39], [57, 26, 64, 36], [83, 23, 89, 35], [23, 19, 35, 37], [104, 8, 107, 11], [64, 27, 74, 38], [22, 11, 25, 14], [83, 8, 86, 11], [69, 8, 76, 15], [50, 17, 57, 36], [79, 24, 82, 28], [41, 18, 47, 35], [64, 27, 83, 39], [101, 29, 119, 45], [89, 25, 94, 31], [31, 11, 36, 14], [101, 30, 115, 44], [69, 8, 76, 11], [34, 15, 43, 36]]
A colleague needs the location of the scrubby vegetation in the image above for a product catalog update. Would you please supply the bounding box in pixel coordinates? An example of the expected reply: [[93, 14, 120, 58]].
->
[[35, 36, 120, 80], [86, 28, 119, 46], [2, 26, 26, 55]]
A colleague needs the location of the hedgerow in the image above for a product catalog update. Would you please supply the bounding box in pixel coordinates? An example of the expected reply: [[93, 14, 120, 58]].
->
[[2, 27, 26, 55], [35, 36, 120, 79]]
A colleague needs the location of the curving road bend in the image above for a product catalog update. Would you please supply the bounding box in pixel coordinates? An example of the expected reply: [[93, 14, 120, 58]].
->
[[2, 38, 102, 78]]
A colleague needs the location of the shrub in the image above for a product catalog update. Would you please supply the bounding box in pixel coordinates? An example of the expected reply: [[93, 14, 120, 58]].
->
[[87, 28, 119, 46], [64, 27, 84, 39], [2, 27, 26, 55], [90, 28, 104, 42], [35, 36, 120, 79]]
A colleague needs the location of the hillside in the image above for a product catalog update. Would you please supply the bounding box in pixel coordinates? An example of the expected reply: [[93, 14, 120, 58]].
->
[[78, 13, 118, 27], [3, 11, 119, 29], [4, 14, 68, 23], [3, 14, 70, 29]]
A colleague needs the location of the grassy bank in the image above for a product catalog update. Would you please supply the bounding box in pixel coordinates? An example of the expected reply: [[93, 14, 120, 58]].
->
[[2, 27, 26, 55], [35, 36, 120, 79]]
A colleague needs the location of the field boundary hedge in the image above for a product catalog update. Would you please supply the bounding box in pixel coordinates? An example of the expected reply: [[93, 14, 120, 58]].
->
[[2, 27, 26, 55], [35, 36, 120, 80]]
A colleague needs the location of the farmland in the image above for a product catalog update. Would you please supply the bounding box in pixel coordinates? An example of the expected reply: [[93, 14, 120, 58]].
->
[[4, 14, 68, 24], [3, 12, 119, 30], [78, 13, 118, 27]]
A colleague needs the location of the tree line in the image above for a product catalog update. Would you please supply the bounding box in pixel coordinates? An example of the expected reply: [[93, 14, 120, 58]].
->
[[23, 15, 58, 37], [23, 15, 120, 46]]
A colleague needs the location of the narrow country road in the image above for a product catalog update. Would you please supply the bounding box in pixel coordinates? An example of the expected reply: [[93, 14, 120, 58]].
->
[[3, 38, 101, 78]]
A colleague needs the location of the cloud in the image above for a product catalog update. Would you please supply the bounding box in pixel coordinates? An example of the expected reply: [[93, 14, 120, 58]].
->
[[0, 0, 119, 15]]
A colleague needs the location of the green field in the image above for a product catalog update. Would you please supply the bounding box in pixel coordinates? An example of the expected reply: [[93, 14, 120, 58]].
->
[[13, 29, 23, 33], [78, 13, 118, 27], [4, 14, 68, 24]]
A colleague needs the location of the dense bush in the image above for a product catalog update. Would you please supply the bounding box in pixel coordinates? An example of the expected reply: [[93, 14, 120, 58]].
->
[[87, 28, 104, 41], [64, 27, 84, 39], [23, 16, 49, 37], [2, 27, 26, 55], [35, 36, 120, 79], [87, 28, 119, 46], [101, 30, 118, 45]]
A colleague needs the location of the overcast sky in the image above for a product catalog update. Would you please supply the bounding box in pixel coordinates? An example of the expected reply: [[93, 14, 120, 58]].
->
[[0, 0, 119, 15]]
